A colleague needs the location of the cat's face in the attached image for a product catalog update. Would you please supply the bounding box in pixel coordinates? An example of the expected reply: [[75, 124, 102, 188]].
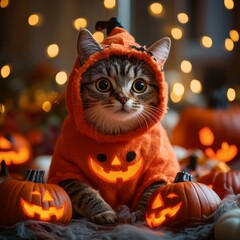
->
[[81, 56, 160, 135], [77, 29, 171, 135]]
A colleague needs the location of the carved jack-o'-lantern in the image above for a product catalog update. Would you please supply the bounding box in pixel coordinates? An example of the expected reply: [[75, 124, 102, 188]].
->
[[199, 127, 238, 162], [0, 169, 72, 226], [171, 106, 240, 160], [145, 172, 221, 228], [0, 133, 31, 167], [88, 151, 143, 183]]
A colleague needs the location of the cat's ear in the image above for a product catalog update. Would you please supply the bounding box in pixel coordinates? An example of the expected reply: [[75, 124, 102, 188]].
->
[[148, 37, 171, 65], [77, 29, 103, 64]]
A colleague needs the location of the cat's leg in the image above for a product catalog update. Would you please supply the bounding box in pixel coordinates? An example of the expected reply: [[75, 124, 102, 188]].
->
[[134, 181, 165, 221], [59, 179, 118, 225]]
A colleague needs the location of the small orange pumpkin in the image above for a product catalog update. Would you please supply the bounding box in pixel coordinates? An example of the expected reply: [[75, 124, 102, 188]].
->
[[197, 171, 240, 199], [145, 172, 221, 228], [0, 169, 72, 226]]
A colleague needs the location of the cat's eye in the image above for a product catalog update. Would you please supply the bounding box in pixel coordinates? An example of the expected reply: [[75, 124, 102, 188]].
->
[[132, 79, 147, 93], [96, 78, 111, 92]]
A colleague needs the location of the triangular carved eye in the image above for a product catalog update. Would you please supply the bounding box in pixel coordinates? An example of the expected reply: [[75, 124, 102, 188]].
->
[[152, 193, 164, 209], [42, 189, 54, 202], [31, 191, 41, 196]]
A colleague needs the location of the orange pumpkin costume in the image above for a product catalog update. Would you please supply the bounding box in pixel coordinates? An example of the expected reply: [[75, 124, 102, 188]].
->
[[48, 20, 180, 210]]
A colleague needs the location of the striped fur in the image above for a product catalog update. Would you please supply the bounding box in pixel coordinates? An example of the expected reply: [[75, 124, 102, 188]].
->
[[59, 179, 118, 224], [60, 179, 164, 224], [80, 55, 161, 135]]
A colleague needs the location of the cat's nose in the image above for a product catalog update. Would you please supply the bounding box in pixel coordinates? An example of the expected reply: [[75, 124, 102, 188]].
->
[[117, 97, 129, 105]]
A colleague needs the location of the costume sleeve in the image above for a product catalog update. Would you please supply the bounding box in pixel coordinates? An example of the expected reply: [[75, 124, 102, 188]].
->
[[131, 127, 180, 210], [47, 126, 89, 185]]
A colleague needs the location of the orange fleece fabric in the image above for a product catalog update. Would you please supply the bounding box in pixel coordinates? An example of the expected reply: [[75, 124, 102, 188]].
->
[[48, 27, 180, 210]]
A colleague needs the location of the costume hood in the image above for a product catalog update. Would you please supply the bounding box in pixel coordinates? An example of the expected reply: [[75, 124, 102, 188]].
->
[[66, 18, 169, 142]]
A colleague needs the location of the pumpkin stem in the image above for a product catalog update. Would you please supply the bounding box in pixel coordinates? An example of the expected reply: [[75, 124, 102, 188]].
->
[[24, 169, 45, 183], [174, 171, 192, 183], [0, 160, 9, 176]]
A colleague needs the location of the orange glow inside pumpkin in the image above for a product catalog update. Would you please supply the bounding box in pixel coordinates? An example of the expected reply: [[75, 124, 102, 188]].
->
[[20, 190, 66, 221], [199, 127, 238, 162], [0, 135, 31, 165], [88, 155, 143, 183], [0, 137, 12, 149], [199, 127, 214, 146], [146, 193, 182, 228]]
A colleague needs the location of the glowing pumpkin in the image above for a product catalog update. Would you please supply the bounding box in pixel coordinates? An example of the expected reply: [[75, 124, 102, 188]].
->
[[145, 171, 221, 228], [171, 105, 240, 161], [0, 169, 72, 226], [197, 171, 240, 199], [0, 133, 31, 168], [199, 127, 238, 162], [88, 151, 143, 183], [214, 209, 240, 240]]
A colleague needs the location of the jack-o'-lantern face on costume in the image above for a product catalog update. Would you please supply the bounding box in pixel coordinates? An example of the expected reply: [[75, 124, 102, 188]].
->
[[88, 151, 143, 183]]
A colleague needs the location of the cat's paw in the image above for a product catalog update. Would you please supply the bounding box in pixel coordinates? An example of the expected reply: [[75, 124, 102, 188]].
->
[[91, 210, 118, 225]]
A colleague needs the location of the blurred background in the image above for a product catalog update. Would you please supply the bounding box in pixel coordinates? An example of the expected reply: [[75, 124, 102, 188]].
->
[[0, 0, 239, 175]]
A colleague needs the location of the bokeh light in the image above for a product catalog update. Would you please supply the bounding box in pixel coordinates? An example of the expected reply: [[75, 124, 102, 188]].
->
[[0, 104, 5, 114], [229, 30, 239, 42], [225, 38, 234, 51], [55, 71, 68, 85], [227, 88, 236, 101], [171, 28, 183, 40], [42, 101, 52, 112], [93, 31, 104, 43], [149, 2, 163, 15], [180, 60, 192, 73], [28, 14, 42, 26], [201, 36, 213, 48], [190, 79, 202, 94], [177, 13, 189, 24], [1, 65, 11, 78], [170, 91, 182, 103], [224, 0, 234, 10], [0, 0, 9, 8], [73, 18, 87, 30], [46, 44, 59, 58], [104, 0, 116, 9], [173, 82, 185, 96]]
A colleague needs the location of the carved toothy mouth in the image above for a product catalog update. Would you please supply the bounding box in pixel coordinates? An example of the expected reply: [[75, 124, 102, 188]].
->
[[20, 198, 66, 221], [88, 157, 143, 183], [146, 202, 182, 228]]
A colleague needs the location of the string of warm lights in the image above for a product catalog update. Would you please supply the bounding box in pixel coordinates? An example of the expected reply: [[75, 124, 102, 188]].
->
[[147, 1, 238, 104], [0, 0, 239, 113]]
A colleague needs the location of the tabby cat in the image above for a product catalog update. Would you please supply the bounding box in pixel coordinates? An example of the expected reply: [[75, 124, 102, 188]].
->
[[52, 27, 174, 225]]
